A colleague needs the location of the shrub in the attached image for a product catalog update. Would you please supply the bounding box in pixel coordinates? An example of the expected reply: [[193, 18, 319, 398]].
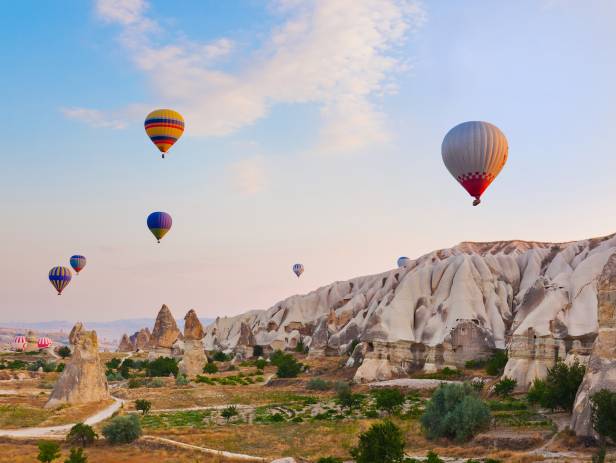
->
[[102, 415, 142, 444], [57, 346, 71, 359], [276, 354, 302, 378], [146, 357, 178, 377], [66, 423, 97, 447], [269, 350, 287, 366], [307, 378, 333, 391], [255, 359, 267, 370], [106, 371, 124, 382], [221, 405, 239, 422], [128, 378, 144, 388], [486, 350, 508, 376], [56, 363, 65, 373], [253, 345, 264, 358], [212, 351, 230, 362], [175, 373, 189, 386], [590, 389, 616, 446], [494, 377, 517, 397], [420, 383, 490, 442], [295, 340, 306, 353], [64, 448, 87, 463], [336, 383, 364, 412], [135, 399, 152, 415], [37, 441, 61, 463], [105, 358, 121, 370], [122, 358, 135, 368], [350, 420, 405, 463], [203, 362, 218, 374], [526, 361, 585, 412], [465, 359, 486, 369], [119, 363, 130, 379], [373, 388, 406, 415]]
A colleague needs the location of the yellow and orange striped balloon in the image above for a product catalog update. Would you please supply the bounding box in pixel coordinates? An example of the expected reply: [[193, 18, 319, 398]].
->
[[144, 109, 185, 158]]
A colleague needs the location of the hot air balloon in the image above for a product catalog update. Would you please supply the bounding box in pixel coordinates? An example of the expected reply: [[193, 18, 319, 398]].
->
[[147, 211, 172, 243], [292, 263, 304, 278], [49, 266, 72, 295], [70, 255, 86, 274], [12, 335, 27, 351], [397, 257, 411, 268], [37, 337, 53, 349], [441, 121, 508, 206], [144, 109, 185, 158]]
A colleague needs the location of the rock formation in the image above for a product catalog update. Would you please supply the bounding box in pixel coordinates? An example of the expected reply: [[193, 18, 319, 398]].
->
[[202, 233, 616, 384], [571, 252, 616, 438], [117, 334, 133, 352], [178, 309, 207, 378], [46, 322, 110, 408], [132, 327, 151, 350], [149, 304, 180, 350]]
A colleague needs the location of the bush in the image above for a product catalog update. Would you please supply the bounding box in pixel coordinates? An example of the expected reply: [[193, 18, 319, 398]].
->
[[420, 383, 491, 442], [350, 420, 405, 463], [146, 357, 178, 377], [58, 346, 71, 359], [135, 399, 152, 415], [306, 378, 333, 391], [336, 383, 364, 412], [64, 448, 87, 463], [106, 371, 124, 382], [494, 377, 517, 397], [276, 354, 302, 378], [106, 358, 121, 370], [175, 373, 189, 386], [128, 378, 144, 388], [269, 350, 287, 366], [102, 415, 142, 444], [66, 423, 97, 447], [590, 389, 616, 446], [221, 405, 239, 422], [119, 363, 130, 379], [373, 388, 406, 415], [255, 359, 267, 370], [486, 350, 508, 376], [295, 340, 306, 353], [203, 362, 218, 374], [122, 358, 135, 368], [56, 363, 65, 373], [526, 361, 585, 412], [37, 441, 61, 463], [212, 351, 230, 362], [253, 345, 264, 358]]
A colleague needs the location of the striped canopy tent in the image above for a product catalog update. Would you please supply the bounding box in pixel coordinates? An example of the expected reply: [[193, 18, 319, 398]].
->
[[12, 335, 27, 351], [37, 337, 53, 349]]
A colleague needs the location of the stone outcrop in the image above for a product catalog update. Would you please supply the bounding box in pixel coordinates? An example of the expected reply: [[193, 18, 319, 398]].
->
[[117, 334, 133, 352], [132, 328, 151, 350], [571, 252, 616, 438], [46, 323, 110, 408], [178, 310, 207, 378], [201, 233, 616, 384], [149, 304, 180, 350]]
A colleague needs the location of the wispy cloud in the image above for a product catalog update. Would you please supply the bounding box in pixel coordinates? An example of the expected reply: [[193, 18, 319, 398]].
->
[[72, 0, 425, 154], [228, 156, 268, 195]]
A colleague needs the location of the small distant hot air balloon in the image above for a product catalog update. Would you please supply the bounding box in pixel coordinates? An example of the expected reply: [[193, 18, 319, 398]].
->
[[144, 109, 185, 158], [70, 255, 86, 274], [397, 257, 411, 268], [147, 211, 172, 243], [441, 121, 508, 206], [49, 266, 72, 295], [37, 337, 53, 349], [292, 263, 304, 278], [12, 335, 27, 351]]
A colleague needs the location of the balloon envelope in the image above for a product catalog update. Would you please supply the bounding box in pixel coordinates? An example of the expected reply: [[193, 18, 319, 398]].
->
[[147, 211, 172, 243], [441, 121, 508, 206], [144, 109, 185, 158], [397, 257, 410, 268], [70, 255, 86, 274], [292, 263, 304, 278], [49, 266, 72, 295]]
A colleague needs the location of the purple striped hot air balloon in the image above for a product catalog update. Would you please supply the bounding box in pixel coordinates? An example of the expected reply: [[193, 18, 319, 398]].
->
[[49, 266, 72, 295], [147, 211, 173, 243]]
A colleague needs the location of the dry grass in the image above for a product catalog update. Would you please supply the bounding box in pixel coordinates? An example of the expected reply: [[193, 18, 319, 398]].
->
[[0, 399, 114, 429]]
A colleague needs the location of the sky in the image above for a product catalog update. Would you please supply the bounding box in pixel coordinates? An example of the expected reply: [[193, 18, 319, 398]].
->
[[1, 0, 616, 323]]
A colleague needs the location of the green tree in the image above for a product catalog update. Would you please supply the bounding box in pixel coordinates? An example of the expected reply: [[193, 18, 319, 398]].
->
[[105, 358, 121, 370], [212, 351, 230, 362], [526, 361, 585, 412], [590, 389, 616, 448], [255, 358, 267, 369], [64, 448, 87, 463], [135, 399, 152, 415], [350, 420, 405, 463], [276, 354, 302, 378], [372, 388, 406, 415], [494, 377, 517, 397], [37, 441, 61, 463], [295, 340, 306, 353], [145, 357, 178, 377], [66, 423, 97, 447], [102, 415, 142, 444], [57, 346, 71, 359], [221, 405, 239, 423], [336, 382, 364, 412], [485, 350, 508, 376], [203, 362, 218, 374], [420, 383, 491, 442]]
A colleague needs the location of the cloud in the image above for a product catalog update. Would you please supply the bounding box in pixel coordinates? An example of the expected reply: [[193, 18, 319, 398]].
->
[[61, 104, 148, 129], [76, 0, 425, 154], [228, 156, 268, 195]]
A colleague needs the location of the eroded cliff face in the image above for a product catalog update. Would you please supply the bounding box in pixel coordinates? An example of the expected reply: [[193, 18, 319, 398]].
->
[[203, 234, 616, 383]]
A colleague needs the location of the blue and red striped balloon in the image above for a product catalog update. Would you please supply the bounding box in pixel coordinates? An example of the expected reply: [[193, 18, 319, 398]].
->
[[49, 266, 72, 295], [147, 211, 173, 243], [70, 255, 86, 274]]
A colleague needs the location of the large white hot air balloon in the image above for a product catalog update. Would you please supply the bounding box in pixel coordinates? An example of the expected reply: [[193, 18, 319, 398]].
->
[[441, 121, 508, 206], [292, 263, 304, 278]]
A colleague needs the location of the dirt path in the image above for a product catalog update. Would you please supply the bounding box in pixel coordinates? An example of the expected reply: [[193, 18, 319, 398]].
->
[[141, 436, 266, 462]]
